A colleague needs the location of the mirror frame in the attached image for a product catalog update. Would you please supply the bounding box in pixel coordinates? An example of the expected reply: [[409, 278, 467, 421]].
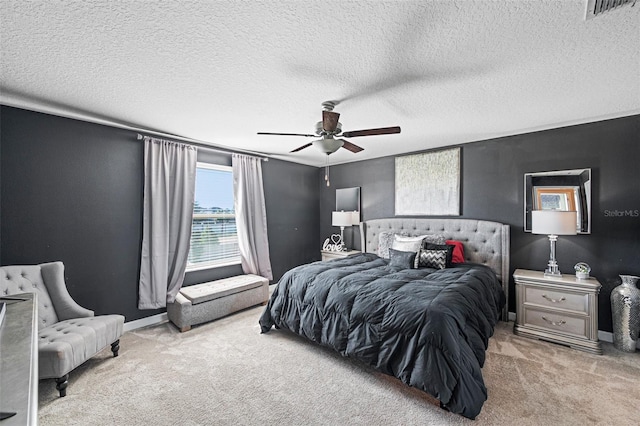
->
[[336, 187, 361, 222], [524, 168, 591, 234]]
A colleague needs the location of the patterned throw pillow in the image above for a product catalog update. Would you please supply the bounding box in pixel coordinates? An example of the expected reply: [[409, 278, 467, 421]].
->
[[424, 243, 455, 267], [378, 231, 408, 259], [413, 249, 448, 269]]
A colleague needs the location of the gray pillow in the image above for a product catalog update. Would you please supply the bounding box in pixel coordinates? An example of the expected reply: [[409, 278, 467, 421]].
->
[[378, 231, 408, 259], [388, 248, 416, 269]]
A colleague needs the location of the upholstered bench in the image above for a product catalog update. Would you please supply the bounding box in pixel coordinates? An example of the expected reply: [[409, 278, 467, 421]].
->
[[167, 274, 269, 332]]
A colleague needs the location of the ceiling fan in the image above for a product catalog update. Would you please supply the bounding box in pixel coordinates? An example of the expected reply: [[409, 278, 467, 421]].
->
[[257, 101, 401, 156]]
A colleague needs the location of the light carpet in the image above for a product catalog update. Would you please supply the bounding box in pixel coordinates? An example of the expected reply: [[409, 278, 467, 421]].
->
[[38, 304, 640, 425]]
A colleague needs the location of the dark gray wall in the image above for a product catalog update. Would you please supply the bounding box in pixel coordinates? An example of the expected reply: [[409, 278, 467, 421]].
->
[[0, 106, 319, 322], [319, 115, 640, 332], [1, 107, 151, 317], [263, 158, 321, 279]]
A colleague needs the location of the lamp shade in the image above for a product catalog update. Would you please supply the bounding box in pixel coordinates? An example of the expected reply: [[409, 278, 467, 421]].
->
[[332, 211, 353, 227], [531, 210, 577, 235], [351, 211, 360, 225]]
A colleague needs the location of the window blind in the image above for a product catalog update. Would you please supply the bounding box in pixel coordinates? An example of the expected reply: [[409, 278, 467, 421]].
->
[[187, 164, 239, 269]]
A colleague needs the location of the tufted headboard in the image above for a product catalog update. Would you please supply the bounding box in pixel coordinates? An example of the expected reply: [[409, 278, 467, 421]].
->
[[360, 218, 510, 321]]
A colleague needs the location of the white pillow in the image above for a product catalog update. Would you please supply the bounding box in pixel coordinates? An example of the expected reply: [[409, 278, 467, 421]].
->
[[398, 234, 447, 244], [391, 235, 425, 254], [394, 235, 428, 242]]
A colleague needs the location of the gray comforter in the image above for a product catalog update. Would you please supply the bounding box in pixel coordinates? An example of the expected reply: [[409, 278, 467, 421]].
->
[[259, 253, 505, 419]]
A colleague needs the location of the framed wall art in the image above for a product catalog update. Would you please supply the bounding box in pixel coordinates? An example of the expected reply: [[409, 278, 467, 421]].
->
[[395, 147, 460, 216]]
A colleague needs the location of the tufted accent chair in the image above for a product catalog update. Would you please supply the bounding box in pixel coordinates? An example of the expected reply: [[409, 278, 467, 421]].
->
[[0, 261, 124, 397]]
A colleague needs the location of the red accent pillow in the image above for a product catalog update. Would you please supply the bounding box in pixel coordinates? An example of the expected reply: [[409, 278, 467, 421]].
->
[[446, 240, 465, 264]]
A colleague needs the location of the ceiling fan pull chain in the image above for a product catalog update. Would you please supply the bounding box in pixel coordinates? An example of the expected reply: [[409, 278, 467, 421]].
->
[[325, 155, 330, 187]]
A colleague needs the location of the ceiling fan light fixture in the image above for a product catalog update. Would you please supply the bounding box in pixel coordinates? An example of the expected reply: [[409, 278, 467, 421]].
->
[[257, 101, 400, 158], [312, 137, 343, 155]]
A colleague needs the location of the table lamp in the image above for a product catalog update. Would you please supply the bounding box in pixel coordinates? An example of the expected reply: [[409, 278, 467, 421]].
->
[[531, 210, 577, 277], [332, 211, 353, 248]]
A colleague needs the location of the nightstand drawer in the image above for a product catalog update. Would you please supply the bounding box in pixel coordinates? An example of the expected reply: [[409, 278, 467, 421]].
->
[[524, 286, 588, 313], [522, 307, 588, 339]]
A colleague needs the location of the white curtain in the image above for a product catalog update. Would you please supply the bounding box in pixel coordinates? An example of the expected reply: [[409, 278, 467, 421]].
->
[[232, 154, 273, 280], [138, 137, 197, 309]]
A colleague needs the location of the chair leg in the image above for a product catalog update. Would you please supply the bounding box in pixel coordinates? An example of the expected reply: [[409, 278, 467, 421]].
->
[[55, 374, 69, 397], [111, 339, 120, 357]]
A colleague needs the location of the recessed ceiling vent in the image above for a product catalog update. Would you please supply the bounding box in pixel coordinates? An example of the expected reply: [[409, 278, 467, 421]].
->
[[585, 0, 636, 19]]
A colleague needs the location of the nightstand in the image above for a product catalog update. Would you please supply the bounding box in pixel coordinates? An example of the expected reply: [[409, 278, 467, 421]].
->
[[321, 250, 360, 262], [513, 269, 602, 355]]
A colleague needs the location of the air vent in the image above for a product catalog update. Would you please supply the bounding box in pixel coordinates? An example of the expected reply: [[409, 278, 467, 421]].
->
[[585, 0, 636, 19]]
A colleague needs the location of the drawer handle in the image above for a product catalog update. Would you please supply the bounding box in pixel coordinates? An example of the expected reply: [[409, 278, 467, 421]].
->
[[541, 316, 566, 327], [541, 294, 566, 303]]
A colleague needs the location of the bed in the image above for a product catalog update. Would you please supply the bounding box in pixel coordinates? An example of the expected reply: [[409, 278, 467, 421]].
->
[[259, 218, 509, 419]]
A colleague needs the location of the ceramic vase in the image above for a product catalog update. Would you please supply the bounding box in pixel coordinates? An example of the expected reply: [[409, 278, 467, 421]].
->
[[610, 275, 640, 352]]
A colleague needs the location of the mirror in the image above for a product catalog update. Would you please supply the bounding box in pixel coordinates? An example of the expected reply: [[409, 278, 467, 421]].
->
[[336, 187, 361, 223], [524, 168, 591, 234]]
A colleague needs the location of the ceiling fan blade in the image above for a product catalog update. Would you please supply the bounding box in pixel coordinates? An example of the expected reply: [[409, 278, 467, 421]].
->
[[322, 111, 340, 132], [341, 126, 401, 138], [257, 132, 316, 137], [339, 139, 364, 153], [290, 143, 313, 153]]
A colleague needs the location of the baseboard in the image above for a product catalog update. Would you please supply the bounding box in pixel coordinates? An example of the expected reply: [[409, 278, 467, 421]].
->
[[128, 311, 640, 349], [598, 330, 640, 348], [123, 313, 168, 332], [508, 311, 640, 349], [598, 330, 613, 344]]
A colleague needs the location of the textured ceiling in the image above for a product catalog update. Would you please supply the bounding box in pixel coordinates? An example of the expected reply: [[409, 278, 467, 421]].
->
[[1, 1, 639, 166]]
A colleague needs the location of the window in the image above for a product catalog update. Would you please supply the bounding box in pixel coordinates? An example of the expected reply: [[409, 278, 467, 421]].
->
[[187, 163, 240, 270]]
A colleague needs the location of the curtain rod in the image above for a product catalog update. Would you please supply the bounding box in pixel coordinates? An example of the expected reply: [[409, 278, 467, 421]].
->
[[0, 96, 269, 161], [136, 133, 269, 161]]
